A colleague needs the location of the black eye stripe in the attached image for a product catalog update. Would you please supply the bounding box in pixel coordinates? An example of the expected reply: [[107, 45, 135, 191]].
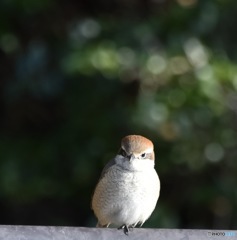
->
[[118, 149, 153, 159], [118, 148, 127, 157]]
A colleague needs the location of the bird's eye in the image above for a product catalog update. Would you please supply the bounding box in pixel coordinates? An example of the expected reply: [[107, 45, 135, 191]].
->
[[141, 153, 146, 158]]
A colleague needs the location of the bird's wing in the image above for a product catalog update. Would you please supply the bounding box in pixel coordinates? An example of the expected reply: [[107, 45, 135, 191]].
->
[[99, 158, 116, 179]]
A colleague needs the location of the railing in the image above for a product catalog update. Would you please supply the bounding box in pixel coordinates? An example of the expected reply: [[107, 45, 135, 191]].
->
[[0, 225, 236, 240]]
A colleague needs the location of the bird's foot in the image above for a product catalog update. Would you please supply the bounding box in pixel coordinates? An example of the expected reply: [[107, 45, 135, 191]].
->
[[118, 224, 133, 235]]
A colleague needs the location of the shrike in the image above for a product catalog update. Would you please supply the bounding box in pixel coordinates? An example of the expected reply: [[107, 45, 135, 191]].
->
[[92, 135, 160, 235]]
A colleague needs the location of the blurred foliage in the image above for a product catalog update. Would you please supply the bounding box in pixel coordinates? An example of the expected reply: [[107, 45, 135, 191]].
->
[[0, 0, 237, 230]]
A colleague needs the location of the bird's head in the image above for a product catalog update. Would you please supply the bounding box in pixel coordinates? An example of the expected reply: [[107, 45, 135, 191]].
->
[[115, 135, 155, 171]]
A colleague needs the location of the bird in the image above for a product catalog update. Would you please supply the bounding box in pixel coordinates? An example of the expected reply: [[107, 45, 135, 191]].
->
[[91, 135, 160, 235]]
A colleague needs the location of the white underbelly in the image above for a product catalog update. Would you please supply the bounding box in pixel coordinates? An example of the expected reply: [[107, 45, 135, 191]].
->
[[93, 166, 160, 226]]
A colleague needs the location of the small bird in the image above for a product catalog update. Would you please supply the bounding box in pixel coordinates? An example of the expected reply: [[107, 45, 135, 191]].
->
[[92, 135, 160, 235]]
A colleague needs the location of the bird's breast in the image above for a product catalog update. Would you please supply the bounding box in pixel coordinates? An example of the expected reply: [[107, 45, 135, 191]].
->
[[109, 166, 160, 203], [93, 165, 159, 225]]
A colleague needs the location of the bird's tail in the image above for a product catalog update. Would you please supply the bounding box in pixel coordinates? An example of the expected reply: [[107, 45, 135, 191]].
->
[[96, 222, 102, 228], [96, 222, 110, 228]]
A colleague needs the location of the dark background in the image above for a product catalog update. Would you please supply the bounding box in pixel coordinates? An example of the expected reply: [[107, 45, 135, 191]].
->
[[0, 0, 237, 229]]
